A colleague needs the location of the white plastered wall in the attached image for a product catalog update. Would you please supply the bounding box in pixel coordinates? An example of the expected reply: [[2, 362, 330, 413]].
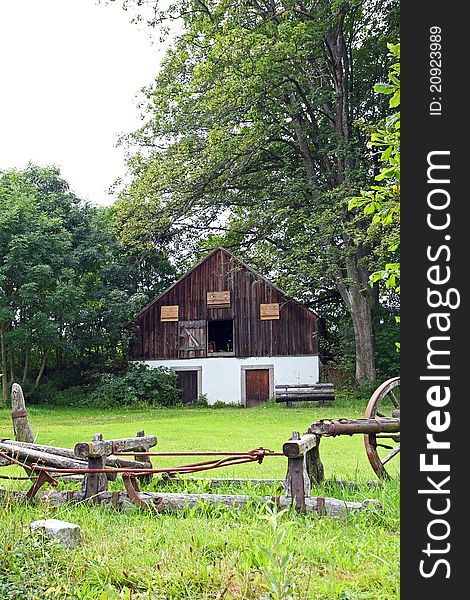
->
[[142, 356, 319, 406]]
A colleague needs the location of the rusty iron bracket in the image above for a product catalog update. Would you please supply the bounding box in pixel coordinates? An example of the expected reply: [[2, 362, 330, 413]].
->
[[25, 470, 58, 500], [122, 474, 147, 507], [11, 409, 28, 420]]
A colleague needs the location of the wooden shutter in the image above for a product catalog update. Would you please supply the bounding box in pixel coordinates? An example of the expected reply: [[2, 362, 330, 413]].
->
[[161, 305, 179, 322], [207, 291, 231, 308], [178, 320, 207, 358], [260, 303, 280, 320]]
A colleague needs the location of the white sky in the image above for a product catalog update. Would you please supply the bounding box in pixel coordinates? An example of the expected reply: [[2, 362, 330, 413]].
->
[[0, 0, 168, 206]]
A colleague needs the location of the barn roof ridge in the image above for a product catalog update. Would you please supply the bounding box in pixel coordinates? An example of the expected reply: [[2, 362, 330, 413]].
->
[[134, 246, 318, 320]]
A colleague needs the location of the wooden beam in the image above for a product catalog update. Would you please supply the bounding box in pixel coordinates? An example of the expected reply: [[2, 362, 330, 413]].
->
[[283, 433, 319, 458], [0, 439, 151, 470], [0, 442, 85, 471], [74, 435, 157, 458], [308, 418, 400, 437], [0, 489, 381, 518]]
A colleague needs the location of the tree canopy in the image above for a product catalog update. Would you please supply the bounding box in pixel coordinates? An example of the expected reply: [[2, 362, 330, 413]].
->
[[0, 165, 175, 401], [113, 0, 399, 382]]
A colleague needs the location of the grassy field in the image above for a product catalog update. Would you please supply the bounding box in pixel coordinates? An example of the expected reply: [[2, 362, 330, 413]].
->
[[0, 401, 399, 599]]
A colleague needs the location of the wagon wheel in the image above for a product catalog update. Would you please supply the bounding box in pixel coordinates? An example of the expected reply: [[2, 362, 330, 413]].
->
[[364, 377, 400, 479]]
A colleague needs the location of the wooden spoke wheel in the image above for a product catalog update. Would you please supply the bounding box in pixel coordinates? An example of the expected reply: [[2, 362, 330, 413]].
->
[[364, 377, 400, 479]]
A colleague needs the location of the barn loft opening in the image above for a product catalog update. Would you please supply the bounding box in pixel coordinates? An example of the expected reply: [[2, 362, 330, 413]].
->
[[207, 320, 234, 354]]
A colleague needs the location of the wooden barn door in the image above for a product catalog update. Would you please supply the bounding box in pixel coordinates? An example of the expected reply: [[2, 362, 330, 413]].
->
[[175, 370, 199, 404], [245, 369, 270, 407], [178, 321, 207, 358]]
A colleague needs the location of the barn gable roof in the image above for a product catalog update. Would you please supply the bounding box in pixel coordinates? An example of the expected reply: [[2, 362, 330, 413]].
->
[[134, 246, 318, 320]]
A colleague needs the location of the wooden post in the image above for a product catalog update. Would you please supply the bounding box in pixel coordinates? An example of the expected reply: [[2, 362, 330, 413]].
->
[[134, 429, 153, 483], [82, 433, 108, 500], [283, 431, 308, 512], [283, 431, 324, 512], [11, 383, 34, 443], [305, 440, 324, 484]]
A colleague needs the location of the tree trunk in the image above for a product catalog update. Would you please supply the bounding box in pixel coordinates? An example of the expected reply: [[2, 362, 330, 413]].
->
[[22, 347, 30, 383], [0, 327, 8, 403], [33, 347, 50, 391], [336, 250, 376, 383], [9, 354, 15, 384], [350, 289, 375, 383]]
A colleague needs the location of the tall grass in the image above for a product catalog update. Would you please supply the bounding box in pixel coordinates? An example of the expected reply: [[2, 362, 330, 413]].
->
[[0, 402, 399, 599]]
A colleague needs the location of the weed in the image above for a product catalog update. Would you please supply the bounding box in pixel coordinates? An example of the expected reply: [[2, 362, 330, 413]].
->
[[246, 503, 295, 599]]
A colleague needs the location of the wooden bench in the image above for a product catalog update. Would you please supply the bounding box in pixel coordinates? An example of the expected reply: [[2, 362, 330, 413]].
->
[[275, 383, 335, 407]]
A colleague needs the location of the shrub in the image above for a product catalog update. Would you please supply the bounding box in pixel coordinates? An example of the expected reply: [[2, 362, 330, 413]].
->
[[194, 394, 209, 407], [89, 363, 180, 408]]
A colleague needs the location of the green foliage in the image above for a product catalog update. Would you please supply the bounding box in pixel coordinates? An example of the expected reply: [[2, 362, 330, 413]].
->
[[0, 164, 177, 402], [89, 363, 180, 407], [373, 305, 400, 377], [349, 42, 400, 293], [193, 393, 209, 407]]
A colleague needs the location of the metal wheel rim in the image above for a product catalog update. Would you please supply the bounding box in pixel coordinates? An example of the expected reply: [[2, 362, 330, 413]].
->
[[364, 377, 400, 479]]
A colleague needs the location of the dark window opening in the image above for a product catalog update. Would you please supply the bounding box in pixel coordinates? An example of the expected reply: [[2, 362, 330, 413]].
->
[[208, 320, 234, 354]]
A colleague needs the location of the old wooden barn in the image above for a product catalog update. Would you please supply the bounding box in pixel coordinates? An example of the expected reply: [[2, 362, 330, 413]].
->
[[129, 247, 320, 406]]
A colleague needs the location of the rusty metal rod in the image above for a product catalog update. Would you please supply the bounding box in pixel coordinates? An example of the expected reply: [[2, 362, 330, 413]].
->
[[0, 449, 271, 477], [112, 449, 284, 457]]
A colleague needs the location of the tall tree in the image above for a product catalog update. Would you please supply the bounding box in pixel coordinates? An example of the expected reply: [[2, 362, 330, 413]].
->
[[0, 165, 176, 401], [113, 0, 399, 382]]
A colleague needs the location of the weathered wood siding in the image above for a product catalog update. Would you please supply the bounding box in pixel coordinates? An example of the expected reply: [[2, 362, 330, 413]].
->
[[130, 248, 318, 360]]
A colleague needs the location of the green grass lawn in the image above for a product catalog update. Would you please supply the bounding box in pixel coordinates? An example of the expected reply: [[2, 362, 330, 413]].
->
[[0, 401, 399, 599]]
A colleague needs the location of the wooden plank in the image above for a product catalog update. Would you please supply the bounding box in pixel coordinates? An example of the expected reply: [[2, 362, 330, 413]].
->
[[161, 305, 179, 322], [276, 390, 334, 396], [275, 384, 334, 390], [207, 290, 231, 307], [275, 382, 335, 406], [260, 303, 279, 320], [275, 395, 335, 403]]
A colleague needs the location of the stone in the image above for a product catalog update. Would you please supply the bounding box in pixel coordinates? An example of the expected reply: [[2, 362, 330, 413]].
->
[[30, 518, 81, 548]]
